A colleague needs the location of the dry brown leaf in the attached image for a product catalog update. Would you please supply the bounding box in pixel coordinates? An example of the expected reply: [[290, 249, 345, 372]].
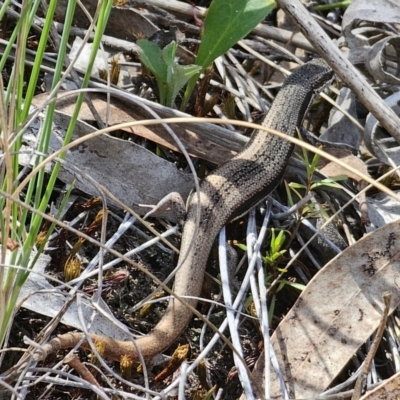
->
[[264, 218, 400, 398], [5, 238, 19, 251], [33, 92, 234, 165], [37, 110, 194, 217], [268, 220, 400, 397], [84, 209, 105, 235], [319, 153, 366, 183], [359, 370, 400, 400]]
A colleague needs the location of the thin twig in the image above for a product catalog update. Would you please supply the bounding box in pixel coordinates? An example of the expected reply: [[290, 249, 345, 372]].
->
[[351, 292, 392, 400], [276, 0, 400, 141], [64, 354, 106, 397]]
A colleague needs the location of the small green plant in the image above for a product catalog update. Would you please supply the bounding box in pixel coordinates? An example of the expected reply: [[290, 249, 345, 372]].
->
[[284, 147, 347, 242], [239, 228, 304, 325], [236, 228, 287, 283], [263, 228, 287, 268], [137, 40, 201, 107], [137, 0, 275, 108], [262, 228, 306, 323], [236, 228, 288, 277], [289, 146, 348, 196]]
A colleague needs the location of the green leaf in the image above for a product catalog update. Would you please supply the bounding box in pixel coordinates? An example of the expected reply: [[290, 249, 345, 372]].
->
[[162, 41, 177, 68], [182, 0, 275, 108], [285, 181, 295, 208], [270, 228, 286, 254], [137, 39, 167, 83], [196, 0, 275, 69], [279, 280, 306, 291], [235, 243, 247, 252], [166, 64, 202, 107], [264, 229, 287, 266], [310, 176, 348, 189], [309, 151, 321, 174], [289, 182, 307, 190], [321, 175, 348, 182], [137, 39, 169, 104], [137, 40, 201, 107]]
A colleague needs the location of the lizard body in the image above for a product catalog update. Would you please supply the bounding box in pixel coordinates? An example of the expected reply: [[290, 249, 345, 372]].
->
[[39, 58, 333, 362]]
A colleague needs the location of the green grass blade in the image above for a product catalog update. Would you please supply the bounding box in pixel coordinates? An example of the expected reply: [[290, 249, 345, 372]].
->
[[19, 0, 114, 277]]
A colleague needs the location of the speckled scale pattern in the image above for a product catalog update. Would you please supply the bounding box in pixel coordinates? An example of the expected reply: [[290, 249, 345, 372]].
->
[[138, 59, 333, 358]]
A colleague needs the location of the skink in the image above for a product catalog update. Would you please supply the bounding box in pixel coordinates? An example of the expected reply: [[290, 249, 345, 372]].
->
[[37, 58, 334, 363]]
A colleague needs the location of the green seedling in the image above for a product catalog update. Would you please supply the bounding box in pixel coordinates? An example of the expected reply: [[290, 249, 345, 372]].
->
[[137, 40, 202, 107], [236, 228, 287, 270], [263, 228, 287, 268], [293, 146, 348, 192], [137, 0, 275, 109]]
